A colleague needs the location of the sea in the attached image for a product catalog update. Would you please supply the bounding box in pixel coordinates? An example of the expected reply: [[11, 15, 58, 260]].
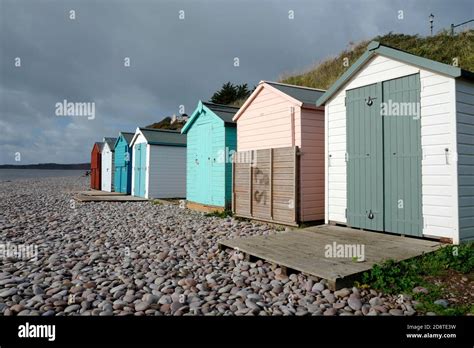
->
[[0, 169, 87, 181]]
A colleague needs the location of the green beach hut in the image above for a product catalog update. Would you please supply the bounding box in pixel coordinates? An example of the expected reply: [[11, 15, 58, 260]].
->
[[181, 101, 239, 211]]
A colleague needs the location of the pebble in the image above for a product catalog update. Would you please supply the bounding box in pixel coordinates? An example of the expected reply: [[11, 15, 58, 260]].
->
[[434, 299, 449, 308], [334, 288, 351, 298], [347, 295, 362, 311], [0, 177, 419, 317]]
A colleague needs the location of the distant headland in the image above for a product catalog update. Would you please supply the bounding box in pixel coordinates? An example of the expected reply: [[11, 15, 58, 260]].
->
[[0, 163, 90, 170]]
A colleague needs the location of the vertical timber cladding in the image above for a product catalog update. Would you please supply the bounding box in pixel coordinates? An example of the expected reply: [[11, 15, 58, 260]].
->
[[346, 73, 422, 236], [382, 74, 422, 236], [233, 146, 298, 225], [347, 83, 384, 231]]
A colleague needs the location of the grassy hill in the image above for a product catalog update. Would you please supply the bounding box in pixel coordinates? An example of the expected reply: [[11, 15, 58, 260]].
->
[[146, 116, 183, 130], [280, 30, 474, 90]]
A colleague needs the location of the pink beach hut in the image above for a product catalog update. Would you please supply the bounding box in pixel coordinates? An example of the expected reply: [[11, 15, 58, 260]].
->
[[231, 81, 326, 225]]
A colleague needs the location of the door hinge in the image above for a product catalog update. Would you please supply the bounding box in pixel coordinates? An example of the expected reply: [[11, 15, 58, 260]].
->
[[345, 208, 347, 218], [345, 152, 349, 162], [344, 96, 346, 106]]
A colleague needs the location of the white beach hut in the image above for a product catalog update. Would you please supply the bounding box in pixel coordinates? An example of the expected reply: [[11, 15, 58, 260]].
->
[[101, 137, 117, 192], [317, 41, 474, 244], [130, 128, 187, 199]]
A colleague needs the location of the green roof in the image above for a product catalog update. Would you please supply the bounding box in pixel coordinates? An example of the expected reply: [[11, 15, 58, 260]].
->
[[317, 41, 474, 106], [266, 81, 325, 105], [139, 128, 186, 146], [181, 101, 239, 133]]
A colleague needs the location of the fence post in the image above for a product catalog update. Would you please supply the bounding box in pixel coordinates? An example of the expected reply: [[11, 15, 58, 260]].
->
[[269, 148, 273, 218], [249, 150, 253, 217], [232, 157, 235, 213]]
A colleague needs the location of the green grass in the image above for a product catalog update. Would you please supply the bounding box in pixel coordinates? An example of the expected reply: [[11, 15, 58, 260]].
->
[[358, 242, 474, 315], [280, 30, 474, 90], [205, 209, 233, 218]]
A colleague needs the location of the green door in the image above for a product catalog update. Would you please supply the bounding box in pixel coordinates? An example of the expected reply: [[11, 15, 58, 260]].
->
[[346, 74, 422, 236], [346, 83, 384, 231], [382, 74, 422, 236]]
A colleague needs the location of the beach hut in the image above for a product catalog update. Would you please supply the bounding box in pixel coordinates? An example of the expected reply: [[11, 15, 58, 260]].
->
[[101, 137, 117, 192], [181, 101, 239, 211], [316, 41, 474, 244], [113, 132, 134, 194], [232, 81, 326, 225], [130, 128, 186, 199], [90, 142, 104, 190]]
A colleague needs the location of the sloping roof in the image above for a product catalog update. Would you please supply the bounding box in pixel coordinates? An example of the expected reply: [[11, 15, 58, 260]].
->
[[317, 41, 474, 106], [94, 142, 104, 153], [265, 81, 325, 105], [232, 81, 325, 122], [139, 128, 186, 146], [202, 102, 239, 124], [103, 137, 117, 151], [181, 101, 239, 133], [114, 132, 134, 148], [121, 132, 134, 144]]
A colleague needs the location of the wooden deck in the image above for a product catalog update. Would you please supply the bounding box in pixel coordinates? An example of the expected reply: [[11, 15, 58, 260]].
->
[[218, 225, 443, 290], [187, 201, 225, 213], [74, 190, 149, 202]]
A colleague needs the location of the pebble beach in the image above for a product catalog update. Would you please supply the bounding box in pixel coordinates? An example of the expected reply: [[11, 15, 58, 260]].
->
[[0, 176, 419, 316]]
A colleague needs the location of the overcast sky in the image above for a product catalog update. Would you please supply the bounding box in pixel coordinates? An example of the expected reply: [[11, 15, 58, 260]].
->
[[0, 0, 471, 164]]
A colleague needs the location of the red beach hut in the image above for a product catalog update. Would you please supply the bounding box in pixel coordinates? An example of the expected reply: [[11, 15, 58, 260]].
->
[[91, 142, 104, 190]]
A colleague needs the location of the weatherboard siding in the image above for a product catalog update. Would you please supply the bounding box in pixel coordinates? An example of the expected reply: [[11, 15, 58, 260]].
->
[[325, 54, 459, 241], [101, 143, 113, 192], [225, 126, 237, 209], [236, 84, 324, 222], [457, 80, 474, 242], [185, 108, 230, 207], [148, 145, 186, 199], [299, 107, 325, 221], [131, 133, 147, 197], [237, 88, 301, 151]]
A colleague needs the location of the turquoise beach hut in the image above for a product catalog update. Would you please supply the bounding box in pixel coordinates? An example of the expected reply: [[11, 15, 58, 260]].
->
[[113, 132, 134, 194], [181, 101, 239, 210]]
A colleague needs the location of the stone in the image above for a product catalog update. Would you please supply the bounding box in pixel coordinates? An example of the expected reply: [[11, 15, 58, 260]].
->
[[64, 304, 81, 313], [334, 288, 351, 298], [0, 288, 17, 297], [311, 283, 325, 292], [434, 299, 449, 308], [369, 296, 383, 307], [389, 308, 404, 316], [323, 308, 337, 316], [325, 293, 336, 304], [135, 302, 150, 312], [347, 295, 362, 311]]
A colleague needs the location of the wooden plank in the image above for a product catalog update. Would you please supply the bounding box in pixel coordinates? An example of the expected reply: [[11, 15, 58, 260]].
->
[[187, 201, 225, 213], [270, 148, 273, 219], [249, 157, 253, 217], [218, 225, 443, 290], [232, 160, 235, 213]]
